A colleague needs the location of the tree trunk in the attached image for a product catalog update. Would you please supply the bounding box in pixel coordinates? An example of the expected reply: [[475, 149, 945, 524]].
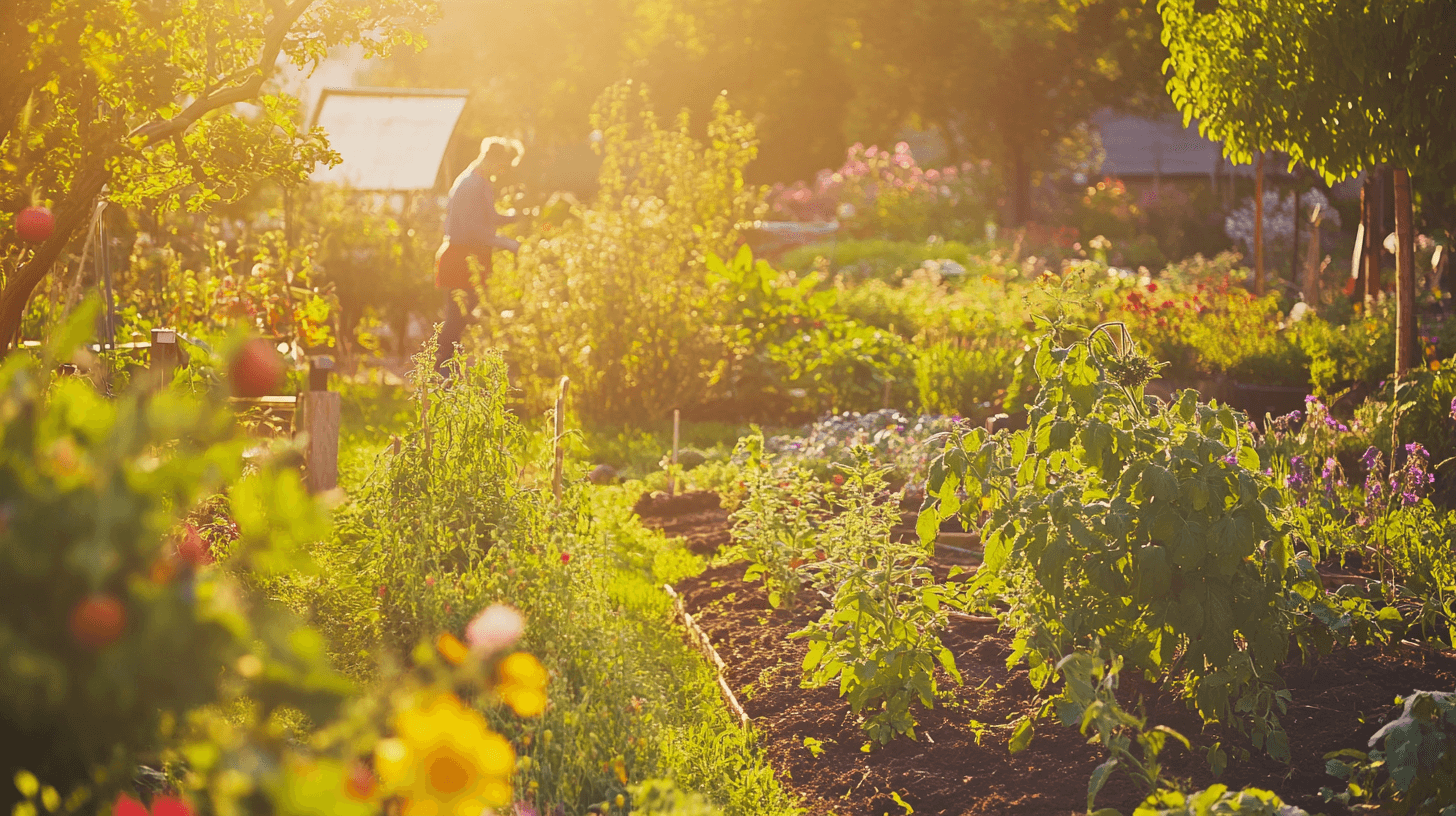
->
[[0, 164, 110, 349], [1393, 168, 1418, 378], [1364, 167, 1385, 303], [1253, 151, 1265, 295], [1290, 187, 1301, 285]]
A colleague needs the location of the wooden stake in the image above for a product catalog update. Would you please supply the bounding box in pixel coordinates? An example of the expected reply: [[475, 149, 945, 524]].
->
[[1394, 168, 1418, 378], [553, 375, 569, 502], [668, 409, 680, 496], [301, 356, 340, 493], [149, 327, 179, 387]]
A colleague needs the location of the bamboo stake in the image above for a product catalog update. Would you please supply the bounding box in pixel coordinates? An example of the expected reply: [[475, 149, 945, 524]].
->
[[553, 376, 569, 501]]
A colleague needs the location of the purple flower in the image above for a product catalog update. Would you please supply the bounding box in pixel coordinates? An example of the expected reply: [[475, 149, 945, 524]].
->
[[1449, 396, 1456, 421], [1286, 455, 1310, 490], [1361, 446, 1382, 470], [1222, 452, 1238, 466]]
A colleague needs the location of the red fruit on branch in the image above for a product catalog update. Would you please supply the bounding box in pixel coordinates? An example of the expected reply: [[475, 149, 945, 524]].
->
[[229, 338, 285, 397], [15, 206, 54, 243], [177, 524, 213, 567], [69, 594, 127, 649]]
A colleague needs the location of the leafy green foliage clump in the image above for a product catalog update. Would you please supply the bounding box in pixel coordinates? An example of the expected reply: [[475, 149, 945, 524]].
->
[[1324, 690, 1456, 816], [0, 305, 347, 809], [731, 436, 960, 743], [920, 325, 1324, 759]]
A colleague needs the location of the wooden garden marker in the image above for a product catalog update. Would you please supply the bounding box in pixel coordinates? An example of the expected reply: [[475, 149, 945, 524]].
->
[[299, 356, 340, 493], [553, 375, 569, 501], [149, 327, 180, 387]]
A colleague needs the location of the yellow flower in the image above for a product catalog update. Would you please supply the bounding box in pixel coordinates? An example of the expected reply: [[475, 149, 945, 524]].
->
[[436, 633, 470, 667], [496, 652, 549, 717], [374, 694, 515, 815]]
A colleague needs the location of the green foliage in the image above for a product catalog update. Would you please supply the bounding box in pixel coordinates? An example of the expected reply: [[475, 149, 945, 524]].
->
[[1324, 691, 1456, 816], [0, 303, 348, 807], [919, 325, 1327, 759], [733, 438, 961, 743], [1132, 784, 1308, 816], [1, 0, 434, 344], [728, 434, 821, 609], [914, 338, 1017, 420], [486, 83, 764, 422], [1161, 0, 1455, 182], [1057, 651, 1189, 811]]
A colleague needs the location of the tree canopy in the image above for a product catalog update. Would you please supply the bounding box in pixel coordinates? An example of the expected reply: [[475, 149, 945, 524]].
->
[[0, 0, 435, 348]]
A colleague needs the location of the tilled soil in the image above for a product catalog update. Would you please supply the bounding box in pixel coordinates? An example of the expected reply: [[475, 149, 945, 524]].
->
[[650, 497, 1456, 816]]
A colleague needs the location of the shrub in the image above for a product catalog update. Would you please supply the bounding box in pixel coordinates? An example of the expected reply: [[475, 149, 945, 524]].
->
[[919, 326, 1336, 760], [486, 83, 764, 423], [0, 305, 347, 809]]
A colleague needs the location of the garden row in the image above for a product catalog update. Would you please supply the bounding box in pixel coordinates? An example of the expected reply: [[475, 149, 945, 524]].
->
[[636, 324, 1456, 815]]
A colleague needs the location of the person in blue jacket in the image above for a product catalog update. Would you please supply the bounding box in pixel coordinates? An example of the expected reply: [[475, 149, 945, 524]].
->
[[433, 137, 522, 376]]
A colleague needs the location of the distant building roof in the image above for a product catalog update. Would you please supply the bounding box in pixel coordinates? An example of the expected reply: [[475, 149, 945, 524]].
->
[[1092, 110, 1247, 179]]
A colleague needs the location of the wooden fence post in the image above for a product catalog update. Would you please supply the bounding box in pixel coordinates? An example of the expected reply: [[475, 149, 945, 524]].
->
[[553, 376, 569, 502], [299, 355, 340, 493], [149, 328, 180, 387]]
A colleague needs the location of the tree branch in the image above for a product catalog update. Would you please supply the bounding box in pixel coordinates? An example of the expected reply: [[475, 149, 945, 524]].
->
[[126, 0, 315, 146]]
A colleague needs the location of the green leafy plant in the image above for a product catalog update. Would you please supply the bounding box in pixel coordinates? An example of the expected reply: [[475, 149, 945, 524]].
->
[[1324, 690, 1456, 816], [727, 433, 821, 609], [1056, 650, 1189, 812], [919, 324, 1327, 761], [790, 450, 961, 744], [0, 303, 348, 810]]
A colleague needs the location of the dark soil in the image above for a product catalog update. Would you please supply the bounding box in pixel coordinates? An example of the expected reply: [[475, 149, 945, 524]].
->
[[634, 490, 732, 555], [649, 499, 1456, 816]]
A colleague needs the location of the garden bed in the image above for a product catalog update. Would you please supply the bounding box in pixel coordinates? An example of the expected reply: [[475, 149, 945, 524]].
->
[[647, 501, 1456, 815]]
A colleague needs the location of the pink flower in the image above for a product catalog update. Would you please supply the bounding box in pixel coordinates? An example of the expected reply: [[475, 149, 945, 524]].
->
[[466, 604, 524, 654]]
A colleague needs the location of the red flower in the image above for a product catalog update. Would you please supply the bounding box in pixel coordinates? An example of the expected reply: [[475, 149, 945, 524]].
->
[[560, 552, 572, 565], [115, 795, 193, 816], [1146, 282, 1158, 293]]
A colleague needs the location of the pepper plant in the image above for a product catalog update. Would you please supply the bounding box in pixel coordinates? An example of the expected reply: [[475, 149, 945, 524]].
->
[[919, 323, 1329, 761]]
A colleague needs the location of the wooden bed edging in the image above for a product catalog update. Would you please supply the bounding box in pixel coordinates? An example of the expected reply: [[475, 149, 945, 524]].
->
[[663, 584, 750, 728]]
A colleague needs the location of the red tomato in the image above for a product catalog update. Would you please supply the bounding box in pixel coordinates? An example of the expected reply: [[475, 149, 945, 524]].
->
[[229, 338, 285, 397], [176, 525, 213, 567], [15, 206, 54, 243], [69, 594, 126, 649]]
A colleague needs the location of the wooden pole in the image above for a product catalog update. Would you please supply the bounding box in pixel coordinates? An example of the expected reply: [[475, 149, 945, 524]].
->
[[1289, 187, 1301, 286], [149, 327, 179, 387], [1393, 169, 1418, 378], [300, 355, 340, 493], [1254, 151, 1266, 295], [1364, 167, 1386, 303], [553, 375, 569, 501], [1304, 204, 1323, 309]]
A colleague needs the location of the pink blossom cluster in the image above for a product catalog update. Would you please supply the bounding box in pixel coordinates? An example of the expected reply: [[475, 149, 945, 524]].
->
[[767, 143, 991, 234]]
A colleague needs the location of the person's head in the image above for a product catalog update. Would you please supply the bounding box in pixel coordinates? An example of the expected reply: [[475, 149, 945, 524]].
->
[[472, 137, 523, 176]]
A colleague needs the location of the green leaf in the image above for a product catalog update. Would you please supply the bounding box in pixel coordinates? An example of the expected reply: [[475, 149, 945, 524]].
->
[[1144, 465, 1179, 505], [1087, 758, 1118, 811], [1009, 716, 1035, 753], [1135, 545, 1172, 602]]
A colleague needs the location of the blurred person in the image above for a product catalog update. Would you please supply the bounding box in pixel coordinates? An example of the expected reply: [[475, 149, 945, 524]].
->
[[433, 136, 522, 376]]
